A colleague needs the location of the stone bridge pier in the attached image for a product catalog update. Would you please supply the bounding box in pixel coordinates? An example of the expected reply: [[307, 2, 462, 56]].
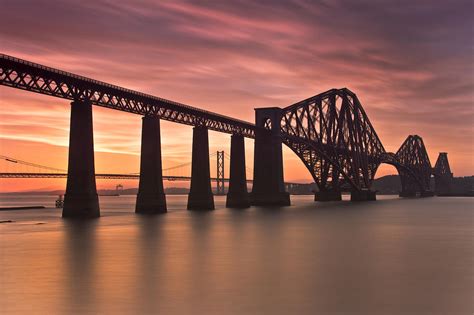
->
[[351, 190, 377, 201], [63, 100, 100, 218], [136, 116, 167, 214], [251, 108, 290, 206], [187, 126, 215, 210], [315, 190, 343, 201], [226, 134, 250, 208]]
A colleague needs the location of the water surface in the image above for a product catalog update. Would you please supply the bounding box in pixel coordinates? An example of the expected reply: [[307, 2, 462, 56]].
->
[[1, 195, 473, 314]]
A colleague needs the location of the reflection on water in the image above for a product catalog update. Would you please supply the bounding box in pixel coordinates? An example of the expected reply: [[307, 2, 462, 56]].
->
[[64, 220, 98, 314], [0, 195, 473, 314]]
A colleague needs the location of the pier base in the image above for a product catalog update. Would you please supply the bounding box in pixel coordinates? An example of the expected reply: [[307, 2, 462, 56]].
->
[[399, 190, 417, 198], [250, 192, 291, 206], [351, 190, 376, 201], [314, 190, 342, 202], [420, 190, 435, 198], [187, 127, 215, 210], [226, 134, 250, 208], [63, 100, 100, 219], [136, 116, 167, 214]]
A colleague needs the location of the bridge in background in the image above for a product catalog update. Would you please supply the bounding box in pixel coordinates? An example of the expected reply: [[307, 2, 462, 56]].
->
[[0, 153, 304, 194], [0, 53, 454, 218]]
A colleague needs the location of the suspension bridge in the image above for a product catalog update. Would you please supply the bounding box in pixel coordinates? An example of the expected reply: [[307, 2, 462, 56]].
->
[[0, 53, 454, 218], [0, 153, 303, 195]]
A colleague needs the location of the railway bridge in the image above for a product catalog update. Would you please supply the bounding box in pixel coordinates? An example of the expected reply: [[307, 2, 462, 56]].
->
[[0, 54, 453, 218]]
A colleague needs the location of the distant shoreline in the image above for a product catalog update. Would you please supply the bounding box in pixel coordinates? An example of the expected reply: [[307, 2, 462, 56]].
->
[[0, 206, 46, 211]]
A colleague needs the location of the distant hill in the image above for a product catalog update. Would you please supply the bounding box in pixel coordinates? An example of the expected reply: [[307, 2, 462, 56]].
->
[[287, 175, 473, 195], [451, 176, 474, 194], [372, 175, 401, 194], [0, 187, 190, 196], [372, 175, 474, 195], [286, 175, 402, 195]]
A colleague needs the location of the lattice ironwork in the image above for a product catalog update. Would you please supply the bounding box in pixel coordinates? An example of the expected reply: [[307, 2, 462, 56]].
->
[[216, 150, 225, 195], [277, 90, 443, 194], [434, 153, 452, 177], [393, 135, 432, 193], [1, 54, 451, 195], [433, 152, 453, 194], [280, 88, 385, 191], [263, 118, 272, 130], [0, 54, 255, 137]]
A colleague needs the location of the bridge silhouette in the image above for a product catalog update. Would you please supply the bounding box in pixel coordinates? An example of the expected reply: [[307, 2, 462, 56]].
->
[[0, 153, 303, 195], [0, 53, 454, 218]]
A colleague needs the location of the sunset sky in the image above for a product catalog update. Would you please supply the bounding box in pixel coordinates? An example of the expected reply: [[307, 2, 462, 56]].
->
[[0, 0, 473, 192]]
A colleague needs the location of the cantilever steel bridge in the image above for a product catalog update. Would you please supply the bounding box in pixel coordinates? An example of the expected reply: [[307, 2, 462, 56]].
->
[[0, 53, 453, 213]]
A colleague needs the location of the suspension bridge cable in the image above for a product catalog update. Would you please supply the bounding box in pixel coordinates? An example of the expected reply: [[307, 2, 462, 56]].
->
[[224, 152, 253, 174], [162, 152, 218, 172], [1, 152, 225, 175], [0, 155, 66, 172]]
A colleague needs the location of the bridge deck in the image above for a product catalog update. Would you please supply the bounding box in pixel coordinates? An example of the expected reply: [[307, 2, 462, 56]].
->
[[0, 173, 304, 186], [0, 54, 256, 137]]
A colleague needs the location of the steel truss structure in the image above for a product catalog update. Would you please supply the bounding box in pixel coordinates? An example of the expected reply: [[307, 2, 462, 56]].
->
[[216, 151, 225, 195], [392, 135, 432, 193], [434, 153, 452, 177], [280, 88, 384, 191], [433, 153, 453, 194], [0, 54, 255, 137], [0, 54, 450, 195], [278, 89, 439, 194]]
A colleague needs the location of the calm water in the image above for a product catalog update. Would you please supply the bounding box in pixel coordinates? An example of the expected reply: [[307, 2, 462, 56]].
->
[[0, 195, 473, 315]]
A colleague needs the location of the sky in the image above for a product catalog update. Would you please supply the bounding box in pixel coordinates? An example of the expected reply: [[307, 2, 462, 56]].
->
[[0, 0, 473, 192]]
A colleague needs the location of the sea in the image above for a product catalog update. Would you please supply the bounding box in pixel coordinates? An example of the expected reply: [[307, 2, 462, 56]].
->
[[0, 194, 473, 315]]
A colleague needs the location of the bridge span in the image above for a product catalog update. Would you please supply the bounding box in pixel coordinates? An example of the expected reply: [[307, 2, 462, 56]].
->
[[0, 53, 453, 218]]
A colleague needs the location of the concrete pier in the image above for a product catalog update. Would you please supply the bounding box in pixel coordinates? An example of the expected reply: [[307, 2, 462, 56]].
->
[[187, 126, 215, 210], [399, 190, 417, 198], [351, 190, 376, 201], [251, 108, 290, 206], [63, 100, 100, 218], [314, 190, 342, 201], [136, 116, 167, 214], [226, 134, 250, 208], [420, 190, 435, 197]]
